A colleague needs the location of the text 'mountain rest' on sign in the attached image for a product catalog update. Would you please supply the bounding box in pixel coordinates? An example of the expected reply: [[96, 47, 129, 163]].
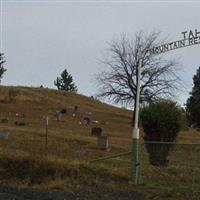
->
[[149, 29, 200, 55]]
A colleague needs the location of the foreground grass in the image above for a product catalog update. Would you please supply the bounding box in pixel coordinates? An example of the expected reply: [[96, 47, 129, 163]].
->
[[0, 86, 199, 199]]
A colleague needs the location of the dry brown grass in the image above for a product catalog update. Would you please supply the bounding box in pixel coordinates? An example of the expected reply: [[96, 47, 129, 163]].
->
[[0, 86, 133, 188], [0, 86, 199, 199]]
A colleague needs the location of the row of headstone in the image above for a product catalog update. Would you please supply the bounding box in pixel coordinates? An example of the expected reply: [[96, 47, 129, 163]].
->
[[53, 110, 96, 125], [53, 106, 79, 121], [15, 121, 26, 126], [82, 117, 100, 125], [0, 112, 26, 118], [58, 106, 78, 114], [0, 118, 26, 126]]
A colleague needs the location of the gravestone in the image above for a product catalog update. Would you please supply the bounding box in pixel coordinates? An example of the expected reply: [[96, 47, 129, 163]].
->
[[1, 118, 8, 123], [0, 130, 9, 140], [60, 108, 67, 114], [15, 113, 25, 118], [91, 127, 102, 137], [54, 111, 62, 121], [15, 121, 26, 126], [97, 135, 109, 150], [83, 117, 91, 125], [74, 106, 78, 111]]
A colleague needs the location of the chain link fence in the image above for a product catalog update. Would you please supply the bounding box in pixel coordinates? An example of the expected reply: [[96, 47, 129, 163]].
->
[[1, 109, 200, 192], [139, 141, 200, 191]]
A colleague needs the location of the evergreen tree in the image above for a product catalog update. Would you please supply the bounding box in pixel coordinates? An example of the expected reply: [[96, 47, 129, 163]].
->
[[54, 69, 77, 92], [0, 53, 7, 83], [186, 67, 200, 128]]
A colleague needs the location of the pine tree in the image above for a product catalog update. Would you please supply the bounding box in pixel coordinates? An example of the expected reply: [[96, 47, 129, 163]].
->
[[54, 69, 77, 92], [186, 67, 200, 128], [0, 53, 7, 83]]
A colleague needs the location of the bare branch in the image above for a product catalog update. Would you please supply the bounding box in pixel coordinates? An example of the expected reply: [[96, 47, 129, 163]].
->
[[96, 31, 181, 106]]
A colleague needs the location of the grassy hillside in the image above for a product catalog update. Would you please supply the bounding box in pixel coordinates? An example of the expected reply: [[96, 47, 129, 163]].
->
[[0, 86, 199, 199], [0, 86, 133, 158], [0, 86, 133, 187]]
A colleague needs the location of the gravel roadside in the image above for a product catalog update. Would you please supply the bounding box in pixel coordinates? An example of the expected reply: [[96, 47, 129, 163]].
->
[[0, 187, 147, 200]]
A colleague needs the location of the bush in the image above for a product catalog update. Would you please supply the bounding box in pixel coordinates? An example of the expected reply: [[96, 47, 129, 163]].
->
[[140, 101, 182, 166]]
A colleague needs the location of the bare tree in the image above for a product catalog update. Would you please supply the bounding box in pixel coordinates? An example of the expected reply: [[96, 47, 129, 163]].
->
[[0, 53, 6, 83], [96, 31, 181, 124], [97, 31, 180, 105]]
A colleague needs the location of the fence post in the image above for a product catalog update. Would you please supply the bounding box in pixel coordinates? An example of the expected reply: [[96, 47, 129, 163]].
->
[[45, 116, 49, 153]]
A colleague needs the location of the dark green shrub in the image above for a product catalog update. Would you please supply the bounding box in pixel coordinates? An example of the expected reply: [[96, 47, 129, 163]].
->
[[140, 101, 182, 166]]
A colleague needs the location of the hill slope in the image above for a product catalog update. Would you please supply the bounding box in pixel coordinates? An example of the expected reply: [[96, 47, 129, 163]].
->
[[0, 86, 136, 190], [0, 86, 134, 159], [0, 86, 199, 200]]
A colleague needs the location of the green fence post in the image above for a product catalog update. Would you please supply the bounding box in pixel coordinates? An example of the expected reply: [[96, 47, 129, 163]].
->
[[131, 133, 139, 184]]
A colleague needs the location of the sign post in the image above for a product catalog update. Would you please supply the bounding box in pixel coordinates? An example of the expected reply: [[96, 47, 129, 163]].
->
[[132, 29, 200, 184], [131, 50, 144, 184]]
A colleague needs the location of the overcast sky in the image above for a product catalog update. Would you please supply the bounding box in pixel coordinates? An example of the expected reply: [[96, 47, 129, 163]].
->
[[1, 0, 200, 106]]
